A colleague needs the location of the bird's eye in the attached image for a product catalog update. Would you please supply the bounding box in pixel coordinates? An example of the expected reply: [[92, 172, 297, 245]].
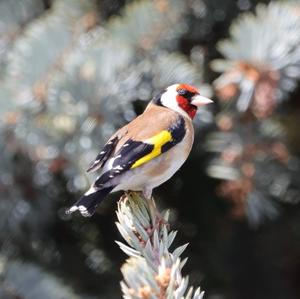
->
[[177, 89, 187, 96], [177, 89, 194, 99]]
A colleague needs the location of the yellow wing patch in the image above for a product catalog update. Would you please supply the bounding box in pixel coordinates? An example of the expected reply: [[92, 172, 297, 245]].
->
[[131, 130, 172, 169]]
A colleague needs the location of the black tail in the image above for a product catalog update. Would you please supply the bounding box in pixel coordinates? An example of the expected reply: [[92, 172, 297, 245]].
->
[[66, 186, 114, 217]]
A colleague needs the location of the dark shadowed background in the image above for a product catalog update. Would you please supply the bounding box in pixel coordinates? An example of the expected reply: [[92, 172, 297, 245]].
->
[[1, 0, 300, 298]]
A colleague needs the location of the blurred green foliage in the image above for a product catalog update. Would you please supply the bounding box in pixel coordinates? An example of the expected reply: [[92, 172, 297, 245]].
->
[[0, 0, 300, 299]]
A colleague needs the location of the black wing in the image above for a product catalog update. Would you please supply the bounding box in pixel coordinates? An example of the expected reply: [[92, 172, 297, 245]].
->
[[94, 140, 154, 187], [94, 116, 186, 188], [86, 136, 119, 173]]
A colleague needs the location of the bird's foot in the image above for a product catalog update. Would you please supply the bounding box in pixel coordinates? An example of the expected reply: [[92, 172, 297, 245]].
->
[[120, 190, 134, 202], [120, 192, 127, 202]]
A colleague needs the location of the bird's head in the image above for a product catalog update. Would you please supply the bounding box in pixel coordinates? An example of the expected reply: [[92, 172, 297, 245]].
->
[[153, 83, 213, 119]]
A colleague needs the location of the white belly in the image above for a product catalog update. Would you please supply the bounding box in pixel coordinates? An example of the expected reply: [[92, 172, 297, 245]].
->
[[114, 154, 184, 191], [112, 129, 194, 193]]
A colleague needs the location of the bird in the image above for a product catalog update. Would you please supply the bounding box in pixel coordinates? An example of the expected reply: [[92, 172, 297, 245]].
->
[[66, 83, 213, 217]]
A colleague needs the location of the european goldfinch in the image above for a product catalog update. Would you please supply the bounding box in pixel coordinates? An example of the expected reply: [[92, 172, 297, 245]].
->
[[67, 83, 212, 217]]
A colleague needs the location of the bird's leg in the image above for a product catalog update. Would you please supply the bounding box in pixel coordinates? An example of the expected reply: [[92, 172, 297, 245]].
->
[[142, 187, 152, 200]]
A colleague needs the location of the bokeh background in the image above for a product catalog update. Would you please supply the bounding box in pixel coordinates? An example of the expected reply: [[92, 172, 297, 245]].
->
[[1, 0, 300, 298]]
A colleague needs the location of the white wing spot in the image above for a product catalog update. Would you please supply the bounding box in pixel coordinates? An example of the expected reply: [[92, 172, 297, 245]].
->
[[114, 165, 123, 170]]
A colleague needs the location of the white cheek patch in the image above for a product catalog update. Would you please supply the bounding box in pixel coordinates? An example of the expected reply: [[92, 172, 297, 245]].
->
[[160, 85, 190, 118]]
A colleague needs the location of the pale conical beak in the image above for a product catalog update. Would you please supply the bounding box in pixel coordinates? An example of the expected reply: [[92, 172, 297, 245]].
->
[[191, 95, 213, 107]]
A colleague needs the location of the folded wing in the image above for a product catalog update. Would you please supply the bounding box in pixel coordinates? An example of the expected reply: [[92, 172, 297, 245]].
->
[[94, 115, 186, 188]]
